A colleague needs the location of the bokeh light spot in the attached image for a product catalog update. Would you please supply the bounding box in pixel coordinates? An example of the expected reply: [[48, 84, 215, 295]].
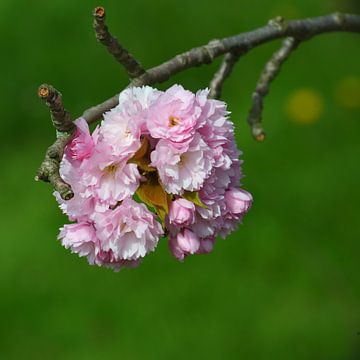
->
[[286, 88, 324, 125], [334, 76, 360, 109]]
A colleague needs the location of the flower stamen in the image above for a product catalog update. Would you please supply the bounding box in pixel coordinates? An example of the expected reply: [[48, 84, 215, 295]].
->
[[104, 163, 118, 175], [168, 116, 180, 127]]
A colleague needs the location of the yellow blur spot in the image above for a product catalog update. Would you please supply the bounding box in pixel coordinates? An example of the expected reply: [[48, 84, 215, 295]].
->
[[286, 88, 324, 125], [335, 77, 360, 109]]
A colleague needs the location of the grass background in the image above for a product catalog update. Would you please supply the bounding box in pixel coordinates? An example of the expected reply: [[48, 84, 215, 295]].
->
[[0, 0, 359, 358]]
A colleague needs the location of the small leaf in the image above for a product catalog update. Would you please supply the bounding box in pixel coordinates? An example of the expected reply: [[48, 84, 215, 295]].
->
[[128, 136, 156, 173], [154, 205, 167, 227], [182, 191, 208, 209], [136, 177, 169, 213], [132, 136, 150, 161]]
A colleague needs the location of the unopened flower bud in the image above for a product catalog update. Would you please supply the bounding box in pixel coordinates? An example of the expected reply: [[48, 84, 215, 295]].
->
[[225, 188, 253, 214], [169, 229, 200, 261], [169, 198, 195, 226]]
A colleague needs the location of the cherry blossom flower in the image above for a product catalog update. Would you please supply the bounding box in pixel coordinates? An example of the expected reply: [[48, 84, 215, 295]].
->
[[55, 85, 252, 270]]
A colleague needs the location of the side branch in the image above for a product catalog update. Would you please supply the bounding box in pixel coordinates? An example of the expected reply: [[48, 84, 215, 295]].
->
[[37, 85, 75, 200], [209, 50, 242, 99], [93, 6, 145, 78], [247, 37, 299, 141], [82, 12, 360, 124]]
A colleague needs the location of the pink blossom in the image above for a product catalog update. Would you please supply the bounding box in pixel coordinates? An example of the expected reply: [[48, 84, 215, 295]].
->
[[77, 141, 142, 207], [100, 108, 142, 160], [150, 133, 214, 194], [225, 188, 253, 214], [168, 228, 200, 261], [147, 85, 202, 145], [55, 84, 252, 270], [58, 221, 142, 271], [65, 118, 95, 161], [95, 198, 163, 260], [58, 222, 97, 264], [118, 86, 161, 133], [94, 249, 142, 272], [169, 198, 196, 226], [196, 236, 216, 254]]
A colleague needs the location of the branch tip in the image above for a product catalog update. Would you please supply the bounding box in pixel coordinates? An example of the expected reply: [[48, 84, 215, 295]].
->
[[38, 84, 50, 99], [94, 6, 105, 19], [37, 83, 74, 133], [255, 132, 266, 142]]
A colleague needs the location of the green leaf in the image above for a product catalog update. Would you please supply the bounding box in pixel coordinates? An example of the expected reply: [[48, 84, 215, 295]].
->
[[136, 179, 169, 214], [128, 136, 156, 173], [182, 191, 208, 209]]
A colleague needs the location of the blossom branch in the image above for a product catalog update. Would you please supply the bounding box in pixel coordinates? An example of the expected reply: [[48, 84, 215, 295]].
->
[[36, 85, 75, 200], [83, 12, 360, 125], [209, 50, 242, 99], [93, 6, 146, 79], [36, 10, 360, 197], [248, 36, 300, 141]]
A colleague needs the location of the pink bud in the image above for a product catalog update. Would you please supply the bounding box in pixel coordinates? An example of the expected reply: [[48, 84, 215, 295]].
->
[[225, 188, 253, 214], [196, 236, 215, 254], [168, 229, 200, 261], [169, 198, 196, 226]]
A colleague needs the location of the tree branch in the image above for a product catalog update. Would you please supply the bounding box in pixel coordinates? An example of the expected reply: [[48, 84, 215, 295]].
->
[[36, 11, 360, 198], [209, 50, 242, 99], [93, 6, 145, 79], [82, 13, 360, 124], [36, 85, 75, 200], [248, 37, 300, 141]]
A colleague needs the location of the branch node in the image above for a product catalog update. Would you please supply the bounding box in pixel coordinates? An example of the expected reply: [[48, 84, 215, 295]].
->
[[268, 16, 288, 31], [333, 12, 346, 26]]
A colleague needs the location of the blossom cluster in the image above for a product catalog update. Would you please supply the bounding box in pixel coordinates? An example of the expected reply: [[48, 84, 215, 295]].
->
[[56, 85, 252, 271]]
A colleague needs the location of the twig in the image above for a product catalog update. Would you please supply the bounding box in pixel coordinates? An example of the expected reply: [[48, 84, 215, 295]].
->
[[209, 50, 242, 99], [37, 85, 75, 200], [248, 37, 300, 141], [93, 6, 145, 78], [82, 13, 360, 124]]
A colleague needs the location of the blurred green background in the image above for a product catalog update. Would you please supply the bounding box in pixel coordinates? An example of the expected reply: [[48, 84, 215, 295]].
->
[[1, 0, 359, 359]]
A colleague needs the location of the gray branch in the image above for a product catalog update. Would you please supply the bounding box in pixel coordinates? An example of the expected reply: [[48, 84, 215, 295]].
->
[[209, 50, 242, 99], [37, 11, 360, 198], [82, 13, 360, 124], [248, 37, 300, 141], [36, 85, 75, 200], [93, 6, 145, 79]]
